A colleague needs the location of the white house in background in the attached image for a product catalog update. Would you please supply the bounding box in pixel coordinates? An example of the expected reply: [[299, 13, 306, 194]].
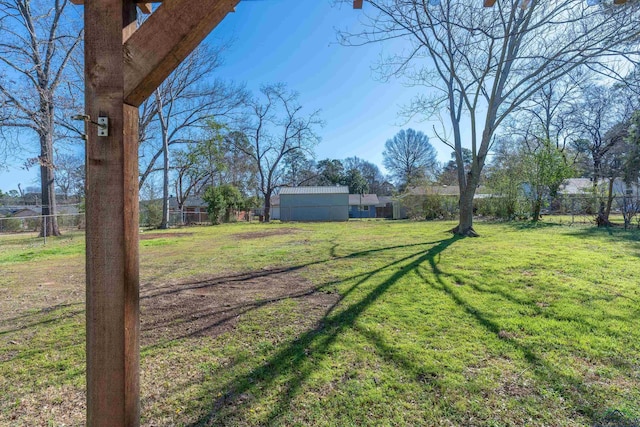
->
[[558, 178, 640, 197], [558, 178, 593, 196], [270, 195, 280, 220], [168, 196, 208, 223]]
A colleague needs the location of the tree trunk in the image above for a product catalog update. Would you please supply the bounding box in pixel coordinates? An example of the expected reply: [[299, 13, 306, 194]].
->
[[159, 137, 170, 229], [452, 172, 479, 237], [157, 91, 170, 230], [39, 132, 61, 237], [264, 189, 272, 222], [604, 177, 614, 221], [532, 198, 542, 222], [594, 177, 614, 227]]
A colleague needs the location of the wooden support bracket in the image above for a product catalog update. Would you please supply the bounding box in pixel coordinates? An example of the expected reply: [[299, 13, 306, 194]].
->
[[123, 0, 239, 106]]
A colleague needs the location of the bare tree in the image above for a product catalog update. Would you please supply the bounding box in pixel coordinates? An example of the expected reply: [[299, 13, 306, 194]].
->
[[137, 45, 247, 228], [570, 83, 638, 225], [571, 85, 627, 184], [281, 149, 317, 187], [342, 0, 640, 236], [0, 0, 82, 236], [172, 146, 211, 224], [54, 150, 84, 201], [217, 129, 259, 195], [234, 84, 323, 222], [383, 128, 438, 190], [505, 71, 586, 153]]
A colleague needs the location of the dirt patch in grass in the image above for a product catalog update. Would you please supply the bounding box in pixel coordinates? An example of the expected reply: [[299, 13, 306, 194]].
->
[[1, 264, 338, 426], [139, 232, 193, 240], [231, 228, 300, 240], [141, 267, 338, 346]]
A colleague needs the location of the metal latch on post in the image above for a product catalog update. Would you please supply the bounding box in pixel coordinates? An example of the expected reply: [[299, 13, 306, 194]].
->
[[97, 117, 109, 137]]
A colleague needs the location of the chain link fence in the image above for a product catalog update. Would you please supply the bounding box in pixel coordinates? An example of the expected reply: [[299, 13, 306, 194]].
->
[[0, 213, 85, 234]]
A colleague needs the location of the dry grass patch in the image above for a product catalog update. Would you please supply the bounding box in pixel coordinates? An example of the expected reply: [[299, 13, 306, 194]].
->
[[141, 267, 338, 346]]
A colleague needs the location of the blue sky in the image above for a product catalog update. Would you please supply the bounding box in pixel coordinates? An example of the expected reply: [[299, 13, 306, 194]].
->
[[0, 0, 454, 193]]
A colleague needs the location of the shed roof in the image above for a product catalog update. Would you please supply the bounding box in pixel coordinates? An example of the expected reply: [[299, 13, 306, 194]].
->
[[10, 208, 41, 217], [168, 196, 207, 209], [349, 194, 380, 205], [279, 186, 349, 195], [376, 196, 394, 206]]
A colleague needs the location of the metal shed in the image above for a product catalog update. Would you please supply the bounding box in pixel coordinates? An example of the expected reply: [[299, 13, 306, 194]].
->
[[279, 186, 349, 221]]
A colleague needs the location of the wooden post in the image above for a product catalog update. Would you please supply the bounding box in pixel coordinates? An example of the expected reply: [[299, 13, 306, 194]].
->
[[85, 0, 140, 425], [81, 0, 369, 424]]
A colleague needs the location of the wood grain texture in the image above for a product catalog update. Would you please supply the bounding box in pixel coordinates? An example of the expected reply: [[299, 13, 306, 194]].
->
[[123, 0, 239, 106], [85, 0, 140, 425]]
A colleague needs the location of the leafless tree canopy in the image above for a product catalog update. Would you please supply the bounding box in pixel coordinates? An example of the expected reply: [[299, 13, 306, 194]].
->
[[383, 128, 438, 189], [340, 0, 640, 235], [0, 0, 83, 236], [232, 83, 323, 222], [136, 44, 247, 228], [138, 45, 248, 189]]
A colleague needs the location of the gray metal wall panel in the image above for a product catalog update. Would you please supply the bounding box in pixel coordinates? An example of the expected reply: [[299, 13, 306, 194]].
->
[[280, 194, 348, 221]]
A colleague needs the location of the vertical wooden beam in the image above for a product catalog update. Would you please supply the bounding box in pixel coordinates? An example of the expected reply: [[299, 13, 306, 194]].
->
[[85, 0, 140, 425]]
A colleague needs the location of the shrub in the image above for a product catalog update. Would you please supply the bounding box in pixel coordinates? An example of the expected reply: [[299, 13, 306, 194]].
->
[[0, 217, 23, 232]]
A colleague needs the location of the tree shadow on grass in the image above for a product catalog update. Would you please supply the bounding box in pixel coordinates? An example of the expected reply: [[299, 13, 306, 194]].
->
[[0, 303, 85, 369], [501, 220, 565, 231], [141, 240, 438, 301], [0, 303, 84, 337], [150, 233, 638, 425], [183, 237, 460, 426], [415, 251, 631, 424], [139, 240, 447, 351], [566, 224, 640, 244]]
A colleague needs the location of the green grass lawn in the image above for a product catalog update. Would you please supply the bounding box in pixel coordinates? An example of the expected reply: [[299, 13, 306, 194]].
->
[[1, 220, 639, 426]]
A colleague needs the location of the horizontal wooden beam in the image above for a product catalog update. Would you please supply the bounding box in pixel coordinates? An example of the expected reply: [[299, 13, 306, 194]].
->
[[123, 0, 239, 106]]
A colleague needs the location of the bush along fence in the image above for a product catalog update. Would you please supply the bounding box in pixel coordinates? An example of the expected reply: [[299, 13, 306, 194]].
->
[[404, 193, 640, 227], [0, 213, 85, 234]]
